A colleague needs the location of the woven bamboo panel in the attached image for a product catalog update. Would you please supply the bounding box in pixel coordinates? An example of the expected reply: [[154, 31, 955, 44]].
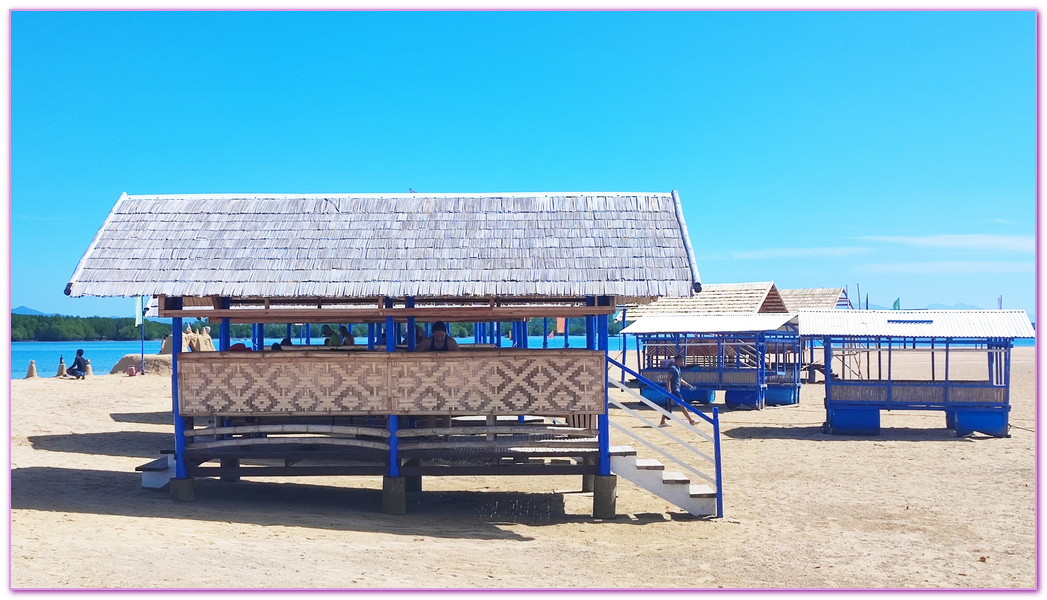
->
[[831, 384, 888, 402], [891, 384, 945, 404], [948, 385, 1006, 404], [720, 371, 758, 384], [178, 349, 604, 416]]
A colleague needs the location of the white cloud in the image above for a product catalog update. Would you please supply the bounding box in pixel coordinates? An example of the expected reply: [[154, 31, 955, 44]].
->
[[860, 261, 1035, 274], [703, 247, 871, 260], [859, 234, 1034, 253]]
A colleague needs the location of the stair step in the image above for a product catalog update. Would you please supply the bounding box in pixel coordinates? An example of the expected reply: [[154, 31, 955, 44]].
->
[[608, 446, 636, 457], [634, 458, 664, 471], [662, 471, 690, 485], [689, 484, 717, 498]]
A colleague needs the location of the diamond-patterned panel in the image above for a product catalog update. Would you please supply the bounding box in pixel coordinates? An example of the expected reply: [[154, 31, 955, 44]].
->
[[178, 349, 605, 416]]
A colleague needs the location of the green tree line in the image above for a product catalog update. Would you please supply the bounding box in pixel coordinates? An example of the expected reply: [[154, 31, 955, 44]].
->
[[12, 314, 172, 342], [11, 313, 623, 343]]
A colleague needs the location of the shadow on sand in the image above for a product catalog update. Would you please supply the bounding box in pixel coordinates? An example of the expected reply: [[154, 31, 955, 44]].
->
[[722, 425, 983, 442], [109, 411, 172, 426], [28, 432, 172, 458], [13, 465, 694, 537]]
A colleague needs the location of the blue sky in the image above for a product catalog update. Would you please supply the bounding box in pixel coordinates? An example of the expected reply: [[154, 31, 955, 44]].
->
[[8, 10, 1036, 319]]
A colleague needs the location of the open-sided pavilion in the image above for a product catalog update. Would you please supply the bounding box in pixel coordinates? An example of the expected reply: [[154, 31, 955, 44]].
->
[[65, 190, 719, 517]]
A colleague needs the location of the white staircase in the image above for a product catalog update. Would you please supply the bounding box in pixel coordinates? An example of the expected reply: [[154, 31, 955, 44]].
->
[[609, 446, 717, 517]]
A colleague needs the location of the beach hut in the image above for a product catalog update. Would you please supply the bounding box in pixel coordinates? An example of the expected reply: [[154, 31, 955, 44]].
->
[[799, 309, 1035, 437], [623, 281, 788, 320], [621, 313, 801, 409], [65, 191, 723, 517], [778, 287, 853, 381]]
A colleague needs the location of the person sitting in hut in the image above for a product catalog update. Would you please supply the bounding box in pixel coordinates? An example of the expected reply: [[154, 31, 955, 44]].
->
[[199, 326, 217, 351], [280, 337, 293, 347], [338, 325, 355, 346], [67, 349, 88, 379], [185, 324, 203, 352], [321, 325, 340, 346], [414, 321, 459, 352], [401, 324, 426, 346], [271, 342, 284, 351]]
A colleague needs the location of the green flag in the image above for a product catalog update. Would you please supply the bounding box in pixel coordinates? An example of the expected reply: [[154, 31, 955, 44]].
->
[[135, 296, 144, 327], [892, 298, 900, 310]]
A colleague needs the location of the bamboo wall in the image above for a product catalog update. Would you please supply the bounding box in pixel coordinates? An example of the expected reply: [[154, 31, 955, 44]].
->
[[177, 349, 606, 417]]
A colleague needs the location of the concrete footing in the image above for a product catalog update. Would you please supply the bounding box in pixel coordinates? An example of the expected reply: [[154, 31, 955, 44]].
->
[[220, 458, 240, 482], [169, 478, 195, 502], [581, 456, 595, 492], [382, 476, 407, 515], [592, 474, 617, 519]]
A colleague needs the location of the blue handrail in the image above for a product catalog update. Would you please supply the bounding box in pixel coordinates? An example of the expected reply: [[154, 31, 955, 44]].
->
[[606, 356, 715, 426]]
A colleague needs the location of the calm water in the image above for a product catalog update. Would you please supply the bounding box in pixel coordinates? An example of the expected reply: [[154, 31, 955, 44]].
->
[[13, 335, 1026, 381], [10, 334, 638, 380]]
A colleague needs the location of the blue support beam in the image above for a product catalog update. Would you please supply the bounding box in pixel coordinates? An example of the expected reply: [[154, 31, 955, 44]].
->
[[406, 297, 416, 351], [169, 297, 188, 480], [596, 296, 610, 477]]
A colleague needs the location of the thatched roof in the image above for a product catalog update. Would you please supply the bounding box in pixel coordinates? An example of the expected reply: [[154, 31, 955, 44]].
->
[[66, 191, 701, 302], [778, 287, 852, 311], [623, 281, 787, 319]]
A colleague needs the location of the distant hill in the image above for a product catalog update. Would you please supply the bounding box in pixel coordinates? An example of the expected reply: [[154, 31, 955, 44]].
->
[[12, 306, 51, 316]]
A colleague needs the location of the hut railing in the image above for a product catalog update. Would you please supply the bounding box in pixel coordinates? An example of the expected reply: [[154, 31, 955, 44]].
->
[[606, 357, 723, 518]]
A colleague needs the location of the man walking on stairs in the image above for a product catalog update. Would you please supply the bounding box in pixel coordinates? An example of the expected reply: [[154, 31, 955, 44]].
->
[[660, 354, 697, 427]]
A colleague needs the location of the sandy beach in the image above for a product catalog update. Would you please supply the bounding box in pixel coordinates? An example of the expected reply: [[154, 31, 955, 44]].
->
[[9, 346, 1036, 589]]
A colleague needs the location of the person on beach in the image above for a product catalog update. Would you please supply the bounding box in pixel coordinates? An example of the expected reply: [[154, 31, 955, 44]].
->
[[414, 321, 459, 352], [67, 349, 88, 379], [660, 354, 696, 427], [321, 325, 340, 346], [338, 325, 355, 346]]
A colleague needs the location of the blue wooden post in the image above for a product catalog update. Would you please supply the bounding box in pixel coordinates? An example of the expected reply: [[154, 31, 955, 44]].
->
[[495, 322, 502, 347], [619, 308, 627, 383], [564, 318, 570, 348], [597, 296, 611, 476], [474, 322, 481, 344], [712, 406, 724, 518], [542, 318, 549, 349], [385, 298, 399, 475], [218, 299, 231, 351], [385, 298, 395, 351], [304, 323, 311, 345], [406, 297, 416, 351], [585, 296, 595, 350], [368, 323, 376, 350], [170, 299, 188, 480]]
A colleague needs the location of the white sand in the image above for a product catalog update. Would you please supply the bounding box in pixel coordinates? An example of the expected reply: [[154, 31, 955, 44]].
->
[[9, 347, 1035, 589]]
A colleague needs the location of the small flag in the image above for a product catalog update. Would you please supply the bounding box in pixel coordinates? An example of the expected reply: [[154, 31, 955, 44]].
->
[[555, 317, 566, 334], [135, 296, 144, 327], [892, 298, 900, 310]]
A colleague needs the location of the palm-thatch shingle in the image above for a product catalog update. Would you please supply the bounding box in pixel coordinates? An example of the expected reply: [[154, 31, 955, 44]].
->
[[778, 287, 852, 311], [65, 191, 701, 302], [623, 281, 787, 319]]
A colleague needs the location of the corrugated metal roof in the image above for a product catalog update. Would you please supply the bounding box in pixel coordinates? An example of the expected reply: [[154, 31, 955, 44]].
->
[[624, 281, 788, 318], [797, 309, 1036, 338], [622, 313, 799, 335], [778, 287, 852, 311], [66, 191, 702, 300]]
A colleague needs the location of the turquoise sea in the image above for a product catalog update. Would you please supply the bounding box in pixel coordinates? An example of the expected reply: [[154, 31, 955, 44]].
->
[[9, 334, 639, 380]]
